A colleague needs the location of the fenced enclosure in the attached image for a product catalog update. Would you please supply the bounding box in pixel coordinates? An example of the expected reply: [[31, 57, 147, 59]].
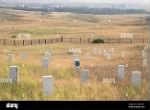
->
[[0, 37, 148, 46]]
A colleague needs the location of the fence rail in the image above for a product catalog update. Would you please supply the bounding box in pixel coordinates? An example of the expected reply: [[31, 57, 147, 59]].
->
[[0, 37, 148, 46]]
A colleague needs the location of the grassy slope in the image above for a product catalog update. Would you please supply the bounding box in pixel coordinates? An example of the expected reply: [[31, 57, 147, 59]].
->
[[0, 9, 149, 39]]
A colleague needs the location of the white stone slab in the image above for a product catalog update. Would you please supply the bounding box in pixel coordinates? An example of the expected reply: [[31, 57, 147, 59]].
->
[[42, 76, 53, 96], [9, 66, 19, 83], [131, 71, 141, 87], [44, 51, 51, 59], [121, 51, 125, 58], [117, 65, 125, 80], [42, 57, 49, 69], [81, 69, 89, 84], [92, 47, 97, 55], [102, 78, 116, 84], [0, 78, 12, 83], [21, 52, 28, 60], [8, 54, 14, 63], [143, 58, 147, 67], [106, 53, 112, 60]]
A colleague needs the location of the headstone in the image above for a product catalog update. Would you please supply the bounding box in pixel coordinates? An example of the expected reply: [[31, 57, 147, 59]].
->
[[117, 65, 125, 80], [42, 76, 53, 96], [111, 48, 114, 53], [68, 48, 82, 55], [102, 78, 115, 84], [44, 51, 51, 59], [81, 69, 89, 84], [92, 47, 97, 55], [142, 49, 147, 59], [8, 54, 14, 63], [121, 51, 125, 58], [131, 71, 141, 87], [42, 57, 49, 69], [125, 64, 128, 68], [85, 53, 91, 59], [104, 49, 107, 57], [21, 52, 27, 60], [78, 48, 82, 54], [98, 49, 102, 55], [120, 33, 134, 39], [106, 53, 112, 60], [142, 50, 145, 57], [9, 66, 19, 83], [143, 58, 147, 67], [73, 54, 80, 59], [0, 78, 12, 83], [74, 58, 80, 70], [68, 48, 73, 54]]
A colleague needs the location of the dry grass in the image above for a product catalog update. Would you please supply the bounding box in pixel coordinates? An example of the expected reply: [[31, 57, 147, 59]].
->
[[0, 9, 149, 100], [0, 43, 149, 100], [0, 9, 149, 39]]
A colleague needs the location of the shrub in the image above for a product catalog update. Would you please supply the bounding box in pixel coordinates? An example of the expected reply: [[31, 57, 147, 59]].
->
[[92, 38, 104, 43], [11, 35, 16, 38]]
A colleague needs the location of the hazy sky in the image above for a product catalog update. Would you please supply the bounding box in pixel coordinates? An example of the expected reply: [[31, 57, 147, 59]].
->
[[5, 0, 149, 4]]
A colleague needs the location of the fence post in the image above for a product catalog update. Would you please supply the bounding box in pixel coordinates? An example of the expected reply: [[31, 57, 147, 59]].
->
[[70, 37, 72, 43], [88, 38, 90, 43], [61, 36, 63, 43], [51, 39, 53, 43], [56, 38, 58, 43], [14, 40, 15, 46], [23, 40, 24, 46], [45, 39, 46, 44], [4, 39, 6, 45], [31, 40, 32, 45], [130, 39, 132, 43], [38, 39, 40, 44], [119, 38, 120, 43]]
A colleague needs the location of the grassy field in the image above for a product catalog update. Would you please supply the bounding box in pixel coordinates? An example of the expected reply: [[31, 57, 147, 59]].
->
[[0, 9, 149, 39], [0, 43, 149, 100], [0, 8, 149, 100]]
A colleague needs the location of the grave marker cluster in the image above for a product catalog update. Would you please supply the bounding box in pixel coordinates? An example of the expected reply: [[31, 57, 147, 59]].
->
[[120, 33, 134, 39], [68, 48, 82, 55], [117, 64, 142, 87], [102, 78, 115, 84], [103, 49, 113, 60], [0, 78, 12, 83]]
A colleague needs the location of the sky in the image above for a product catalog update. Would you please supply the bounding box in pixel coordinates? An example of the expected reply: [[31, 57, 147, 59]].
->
[[3, 0, 149, 4], [1, 0, 149, 10]]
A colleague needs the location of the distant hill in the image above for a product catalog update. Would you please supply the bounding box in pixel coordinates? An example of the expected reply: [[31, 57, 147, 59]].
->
[[0, 2, 148, 15]]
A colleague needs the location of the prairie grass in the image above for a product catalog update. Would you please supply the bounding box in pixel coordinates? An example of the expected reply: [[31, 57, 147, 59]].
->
[[0, 43, 148, 100]]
